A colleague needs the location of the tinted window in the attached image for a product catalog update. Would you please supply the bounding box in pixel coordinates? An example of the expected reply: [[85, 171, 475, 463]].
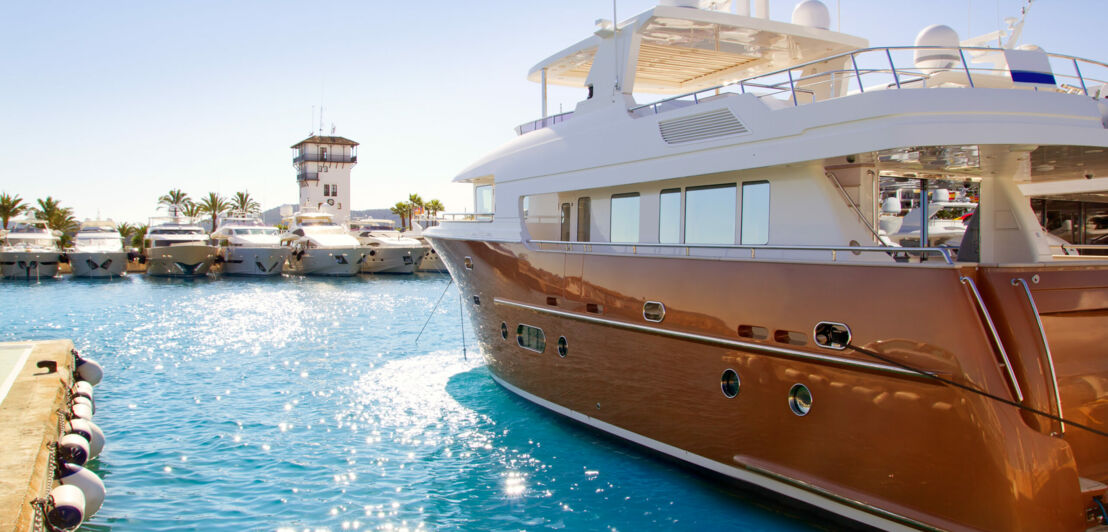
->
[[685, 184, 736, 244], [475, 185, 494, 214], [577, 197, 591, 242], [516, 324, 546, 353], [610, 193, 640, 243], [659, 189, 680, 244], [741, 181, 770, 245]]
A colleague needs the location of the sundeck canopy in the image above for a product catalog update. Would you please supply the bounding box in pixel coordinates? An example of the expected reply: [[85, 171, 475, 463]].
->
[[528, 5, 867, 95]]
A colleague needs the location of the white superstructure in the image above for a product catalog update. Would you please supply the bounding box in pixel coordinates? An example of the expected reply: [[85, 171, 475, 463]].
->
[[348, 219, 426, 274], [281, 210, 364, 276], [291, 135, 357, 225], [0, 217, 61, 279], [68, 219, 127, 278], [211, 214, 289, 276]]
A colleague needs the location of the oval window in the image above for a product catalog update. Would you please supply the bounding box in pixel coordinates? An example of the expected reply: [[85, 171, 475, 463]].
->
[[721, 369, 740, 398], [500, 322, 508, 340], [557, 336, 568, 357], [516, 324, 546, 353], [643, 301, 665, 322], [789, 384, 813, 416]]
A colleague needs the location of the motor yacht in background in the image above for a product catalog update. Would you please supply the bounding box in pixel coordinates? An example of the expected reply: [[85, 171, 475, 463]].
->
[[143, 216, 217, 278], [211, 214, 289, 276], [348, 218, 425, 274], [409, 220, 448, 273], [0, 217, 61, 279], [426, 0, 1108, 529], [67, 219, 127, 278], [281, 210, 363, 276]]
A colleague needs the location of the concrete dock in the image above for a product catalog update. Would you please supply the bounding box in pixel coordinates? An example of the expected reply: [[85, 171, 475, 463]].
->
[[0, 340, 75, 532]]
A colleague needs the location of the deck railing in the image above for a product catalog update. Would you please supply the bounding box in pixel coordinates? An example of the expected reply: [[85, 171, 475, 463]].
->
[[529, 239, 955, 264], [439, 212, 494, 222], [293, 154, 357, 164], [515, 46, 1108, 135]]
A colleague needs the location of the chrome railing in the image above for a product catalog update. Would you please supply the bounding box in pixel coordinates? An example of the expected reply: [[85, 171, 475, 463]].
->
[[293, 154, 357, 164], [627, 46, 1108, 116], [515, 111, 575, 135], [529, 239, 955, 264], [297, 172, 319, 181], [440, 212, 494, 222]]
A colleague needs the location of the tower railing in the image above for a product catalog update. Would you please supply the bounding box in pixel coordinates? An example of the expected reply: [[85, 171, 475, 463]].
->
[[297, 172, 320, 182], [293, 154, 357, 164]]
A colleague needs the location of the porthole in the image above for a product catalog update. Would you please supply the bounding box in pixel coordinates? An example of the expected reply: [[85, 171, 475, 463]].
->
[[557, 336, 568, 357], [643, 301, 665, 322], [500, 322, 508, 340], [473, 295, 481, 305], [516, 324, 546, 353], [813, 322, 851, 350], [464, 256, 473, 270], [721, 369, 740, 398], [369, 250, 377, 256], [788, 384, 813, 416]]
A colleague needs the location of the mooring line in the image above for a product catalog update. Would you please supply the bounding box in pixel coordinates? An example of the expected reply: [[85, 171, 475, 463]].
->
[[414, 278, 453, 345]]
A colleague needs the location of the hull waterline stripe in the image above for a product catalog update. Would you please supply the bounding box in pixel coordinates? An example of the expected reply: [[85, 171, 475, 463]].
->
[[493, 298, 931, 380], [489, 373, 931, 531]]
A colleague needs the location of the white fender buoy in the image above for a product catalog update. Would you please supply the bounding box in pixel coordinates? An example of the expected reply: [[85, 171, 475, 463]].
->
[[71, 402, 93, 421], [66, 419, 105, 459], [47, 484, 85, 530], [73, 396, 95, 415], [75, 357, 103, 386], [58, 434, 91, 466], [74, 380, 94, 400], [58, 463, 106, 517]]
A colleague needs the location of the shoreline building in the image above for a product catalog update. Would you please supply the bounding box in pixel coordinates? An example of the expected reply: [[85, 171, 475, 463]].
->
[[291, 135, 358, 224]]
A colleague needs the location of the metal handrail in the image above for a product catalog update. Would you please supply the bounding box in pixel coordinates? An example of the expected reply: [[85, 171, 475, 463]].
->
[[529, 239, 954, 264], [959, 276, 1025, 403], [1011, 278, 1064, 435], [294, 154, 357, 164], [439, 212, 494, 222], [297, 172, 319, 181], [624, 45, 1108, 114]]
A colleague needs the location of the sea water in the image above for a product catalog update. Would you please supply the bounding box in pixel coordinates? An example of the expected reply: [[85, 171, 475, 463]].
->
[[0, 275, 814, 531]]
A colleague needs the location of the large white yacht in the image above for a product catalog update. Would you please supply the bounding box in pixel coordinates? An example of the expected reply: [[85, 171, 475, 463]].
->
[[347, 218, 425, 274], [211, 214, 289, 276], [67, 219, 128, 278], [425, 1, 1108, 529], [280, 210, 364, 276], [0, 218, 61, 279], [143, 216, 217, 278]]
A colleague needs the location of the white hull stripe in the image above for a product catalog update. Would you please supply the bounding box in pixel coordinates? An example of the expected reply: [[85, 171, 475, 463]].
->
[[490, 373, 932, 531]]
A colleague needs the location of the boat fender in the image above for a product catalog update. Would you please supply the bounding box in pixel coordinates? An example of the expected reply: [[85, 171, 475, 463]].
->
[[74, 380, 94, 400], [46, 484, 85, 530], [58, 462, 106, 517], [71, 401, 94, 420], [72, 395, 95, 415], [66, 418, 105, 459], [58, 434, 91, 466], [76, 357, 104, 386]]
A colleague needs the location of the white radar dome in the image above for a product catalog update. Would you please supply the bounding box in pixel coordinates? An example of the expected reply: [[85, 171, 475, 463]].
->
[[791, 0, 830, 29], [914, 25, 960, 71]]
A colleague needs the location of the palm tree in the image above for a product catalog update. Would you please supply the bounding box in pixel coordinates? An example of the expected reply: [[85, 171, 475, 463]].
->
[[180, 202, 203, 219], [34, 197, 79, 247], [230, 191, 260, 215], [424, 199, 445, 219], [116, 221, 135, 241], [158, 188, 191, 216], [197, 192, 231, 231], [0, 192, 27, 229], [407, 193, 424, 231], [130, 224, 148, 250], [390, 201, 411, 231]]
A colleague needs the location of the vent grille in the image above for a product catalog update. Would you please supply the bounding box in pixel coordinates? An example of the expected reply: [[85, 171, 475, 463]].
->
[[658, 108, 748, 144]]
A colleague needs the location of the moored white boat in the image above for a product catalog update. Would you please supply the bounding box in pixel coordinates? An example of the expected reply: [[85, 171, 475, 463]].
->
[[348, 219, 425, 273], [143, 216, 217, 278], [426, 1, 1108, 529], [0, 218, 62, 280], [211, 214, 288, 276], [67, 219, 128, 278], [281, 210, 364, 276]]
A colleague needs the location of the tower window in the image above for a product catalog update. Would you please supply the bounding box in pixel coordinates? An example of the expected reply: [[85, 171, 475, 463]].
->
[[324, 184, 331, 196], [332, 184, 339, 196]]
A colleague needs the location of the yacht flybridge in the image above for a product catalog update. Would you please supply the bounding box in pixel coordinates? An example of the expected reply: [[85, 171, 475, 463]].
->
[[425, 1, 1108, 529], [211, 214, 288, 276]]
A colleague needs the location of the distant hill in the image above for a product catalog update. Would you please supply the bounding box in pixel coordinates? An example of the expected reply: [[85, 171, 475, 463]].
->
[[260, 204, 400, 226]]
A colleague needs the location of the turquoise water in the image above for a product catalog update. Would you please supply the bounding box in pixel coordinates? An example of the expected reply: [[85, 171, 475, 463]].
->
[[1, 275, 814, 531]]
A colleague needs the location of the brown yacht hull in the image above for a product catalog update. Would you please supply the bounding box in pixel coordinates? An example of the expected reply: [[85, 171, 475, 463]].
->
[[430, 236, 1108, 531]]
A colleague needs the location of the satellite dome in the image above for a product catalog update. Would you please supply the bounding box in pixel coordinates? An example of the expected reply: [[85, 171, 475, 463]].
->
[[914, 25, 960, 71], [791, 0, 830, 29]]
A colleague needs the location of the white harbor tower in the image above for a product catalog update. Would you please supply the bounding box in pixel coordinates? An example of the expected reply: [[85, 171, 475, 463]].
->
[[291, 135, 358, 224]]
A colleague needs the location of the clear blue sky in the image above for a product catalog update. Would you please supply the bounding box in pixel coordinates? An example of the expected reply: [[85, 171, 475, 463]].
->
[[0, 0, 1100, 223]]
